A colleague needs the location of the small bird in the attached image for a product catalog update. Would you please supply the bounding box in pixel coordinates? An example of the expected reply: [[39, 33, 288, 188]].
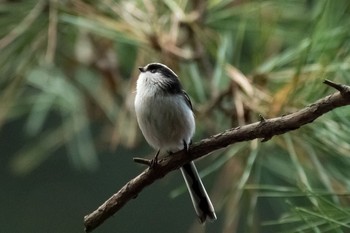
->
[[134, 62, 216, 223]]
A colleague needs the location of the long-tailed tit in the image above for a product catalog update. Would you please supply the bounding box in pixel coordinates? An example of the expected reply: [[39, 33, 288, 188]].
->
[[134, 62, 217, 223]]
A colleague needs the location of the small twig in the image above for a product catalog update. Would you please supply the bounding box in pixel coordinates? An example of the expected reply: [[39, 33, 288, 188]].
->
[[84, 80, 350, 232], [133, 157, 152, 166], [259, 114, 266, 123], [323, 79, 350, 94], [258, 114, 271, 142]]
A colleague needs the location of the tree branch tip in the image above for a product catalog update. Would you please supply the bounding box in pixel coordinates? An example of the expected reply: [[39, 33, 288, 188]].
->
[[323, 79, 349, 93], [133, 157, 152, 166], [323, 79, 336, 85]]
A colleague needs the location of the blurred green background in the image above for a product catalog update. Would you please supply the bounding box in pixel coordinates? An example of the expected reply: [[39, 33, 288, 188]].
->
[[1, 0, 350, 232]]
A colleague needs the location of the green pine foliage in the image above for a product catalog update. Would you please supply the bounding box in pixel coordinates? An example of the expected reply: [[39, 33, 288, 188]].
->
[[1, 0, 350, 232]]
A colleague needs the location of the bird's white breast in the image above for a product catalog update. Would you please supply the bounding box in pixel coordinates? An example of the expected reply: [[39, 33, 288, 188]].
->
[[135, 73, 195, 152]]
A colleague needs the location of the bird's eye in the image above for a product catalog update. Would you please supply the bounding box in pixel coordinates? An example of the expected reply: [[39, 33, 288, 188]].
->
[[150, 69, 156, 73]]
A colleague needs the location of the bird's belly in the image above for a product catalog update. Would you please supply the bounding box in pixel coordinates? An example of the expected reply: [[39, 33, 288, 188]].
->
[[135, 94, 194, 152]]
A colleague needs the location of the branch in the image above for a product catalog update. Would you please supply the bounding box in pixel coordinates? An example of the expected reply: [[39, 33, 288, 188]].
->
[[84, 80, 350, 232]]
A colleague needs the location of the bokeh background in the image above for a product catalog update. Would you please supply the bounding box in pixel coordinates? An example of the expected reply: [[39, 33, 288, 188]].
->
[[1, 0, 350, 232]]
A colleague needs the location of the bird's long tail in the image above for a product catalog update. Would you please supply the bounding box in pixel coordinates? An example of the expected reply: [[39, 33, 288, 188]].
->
[[180, 161, 217, 223]]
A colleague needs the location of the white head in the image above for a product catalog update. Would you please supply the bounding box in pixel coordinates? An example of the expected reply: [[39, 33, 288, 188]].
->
[[137, 63, 183, 95]]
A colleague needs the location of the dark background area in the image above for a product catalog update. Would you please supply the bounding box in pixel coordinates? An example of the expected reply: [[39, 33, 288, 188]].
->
[[0, 119, 222, 233]]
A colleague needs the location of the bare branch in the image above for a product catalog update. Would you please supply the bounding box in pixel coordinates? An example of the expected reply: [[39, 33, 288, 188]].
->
[[84, 80, 350, 232], [323, 79, 350, 94], [133, 157, 153, 166]]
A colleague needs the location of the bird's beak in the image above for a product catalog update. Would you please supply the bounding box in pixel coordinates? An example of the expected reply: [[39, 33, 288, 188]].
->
[[138, 67, 145, 72]]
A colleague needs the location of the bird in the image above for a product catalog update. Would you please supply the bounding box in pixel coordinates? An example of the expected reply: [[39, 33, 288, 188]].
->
[[134, 62, 217, 223]]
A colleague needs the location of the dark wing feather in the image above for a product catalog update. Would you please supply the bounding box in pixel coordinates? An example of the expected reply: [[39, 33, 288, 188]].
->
[[182, 90, 193, 111]]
